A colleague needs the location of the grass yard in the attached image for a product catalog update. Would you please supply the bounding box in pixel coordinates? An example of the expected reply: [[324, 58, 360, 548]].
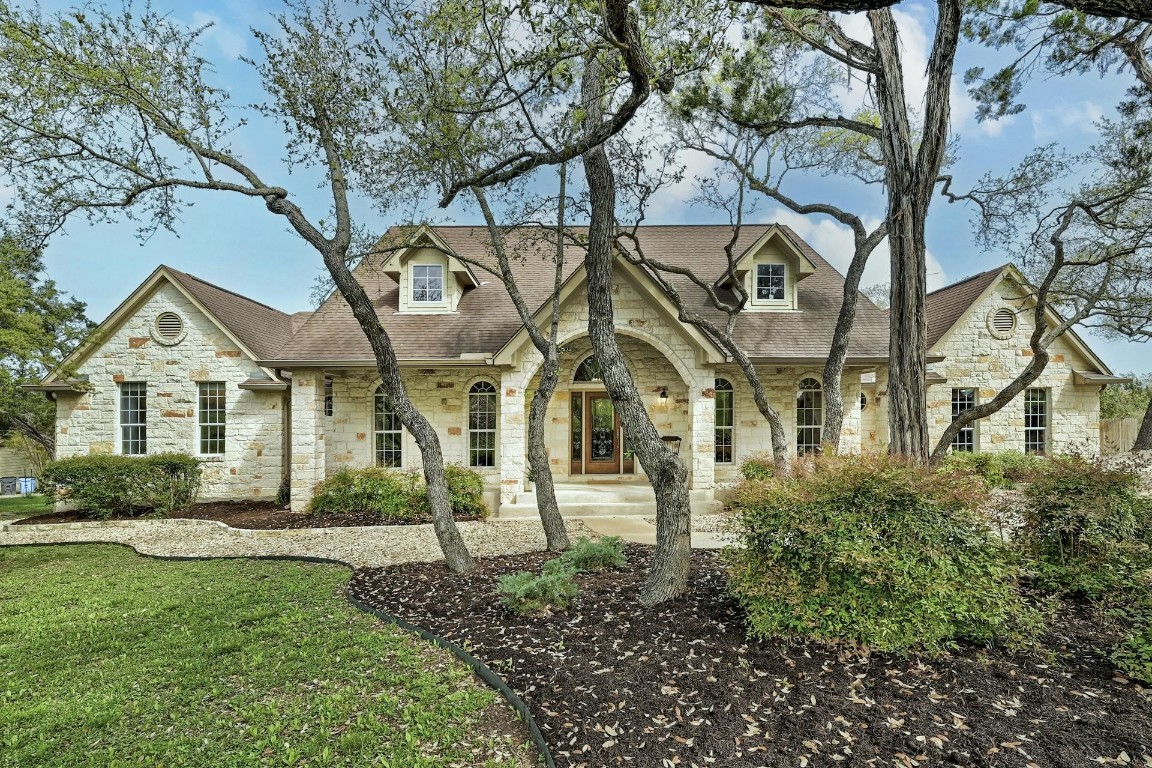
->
[[0, 545, 535, 768], [0, 495, 50, 521]]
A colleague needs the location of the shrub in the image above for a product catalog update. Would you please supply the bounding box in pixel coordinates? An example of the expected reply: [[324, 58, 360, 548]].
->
[[276, 476, 290, 507], [41, 453, 202, 519], [308, 465, 489, 520], [937, 451, 1045, 489], [1018, 455, 1152, 599], [560, 536, 627, 572], [1112, 605, 1152, 684], [740, 455, 776, 482], [497, 562, 579, 615], [726, 453, 1042, 654]]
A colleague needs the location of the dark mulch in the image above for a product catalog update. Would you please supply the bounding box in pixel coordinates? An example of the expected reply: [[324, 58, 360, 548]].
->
[[350, 545, 1152, 768], [13, 499, 484, 529]]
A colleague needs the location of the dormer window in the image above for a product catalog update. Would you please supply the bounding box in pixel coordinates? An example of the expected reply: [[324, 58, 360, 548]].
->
[[755, 264, 786, 302], [412, 264, 444, 303]]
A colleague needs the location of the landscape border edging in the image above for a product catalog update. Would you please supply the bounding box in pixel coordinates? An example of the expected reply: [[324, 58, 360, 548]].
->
[[0, 540, 556, 768]]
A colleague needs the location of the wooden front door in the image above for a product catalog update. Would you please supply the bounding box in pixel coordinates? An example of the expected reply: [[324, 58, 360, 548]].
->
[[585, 393, 619, 473]]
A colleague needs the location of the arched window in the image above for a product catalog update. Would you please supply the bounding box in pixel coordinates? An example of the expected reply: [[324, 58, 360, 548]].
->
[[573, 355, 603, 382], [715, 378, 734, 464], [796, 378, 823, 455], [468, 381, 498, 467], [374, 385, 402, 467]]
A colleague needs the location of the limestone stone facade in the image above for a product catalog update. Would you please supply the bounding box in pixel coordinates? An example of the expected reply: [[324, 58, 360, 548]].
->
[[925, 274, 1103, 455], [53, 281, 285, 500]]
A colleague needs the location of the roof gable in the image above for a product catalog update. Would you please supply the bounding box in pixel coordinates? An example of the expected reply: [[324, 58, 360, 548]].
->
[[44, 266, 289, 384]]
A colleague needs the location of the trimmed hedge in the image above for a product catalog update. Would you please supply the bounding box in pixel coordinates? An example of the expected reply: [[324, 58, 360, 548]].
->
[[308, 465, 488, 521], [41, 453, 202, 519], [726, 454, 1042, 654]]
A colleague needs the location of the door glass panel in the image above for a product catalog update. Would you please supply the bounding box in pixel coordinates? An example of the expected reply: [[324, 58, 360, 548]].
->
[[571, 394, 582, 463], [590, 397, 615, 461]]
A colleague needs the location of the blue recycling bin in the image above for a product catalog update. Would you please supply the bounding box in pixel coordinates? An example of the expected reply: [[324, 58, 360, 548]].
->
[[18, 477, 37, 495]]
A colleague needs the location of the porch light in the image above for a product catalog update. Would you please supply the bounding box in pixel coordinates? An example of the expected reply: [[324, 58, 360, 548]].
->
[[659, 387, 668, 400]]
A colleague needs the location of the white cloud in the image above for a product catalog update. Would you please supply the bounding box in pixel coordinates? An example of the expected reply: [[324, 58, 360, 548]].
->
[[759, 205, 949, 291], [1030, 101, 1105, 143]]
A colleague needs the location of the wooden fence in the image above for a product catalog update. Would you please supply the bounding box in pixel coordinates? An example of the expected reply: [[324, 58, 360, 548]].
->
[[1100, 418, 1141, 454]]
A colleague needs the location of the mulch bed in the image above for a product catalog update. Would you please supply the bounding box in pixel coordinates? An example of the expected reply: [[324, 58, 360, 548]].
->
[[12, 499, 485, 529], [350, 545, 1152, 768]]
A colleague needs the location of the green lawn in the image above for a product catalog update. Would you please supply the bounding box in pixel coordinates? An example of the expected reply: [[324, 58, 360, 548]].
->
[[0, 545, 534, 768], [0, 494, 50, 521]]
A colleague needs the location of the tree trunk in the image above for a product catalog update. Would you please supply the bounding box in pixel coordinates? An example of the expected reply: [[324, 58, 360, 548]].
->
[[582, 55, 691, 605], [869, 2, 961, 463], [309, 238, 475, 572], [822, 229, 885, 451], [528, 348, 570, 550], [1133, 396, 1152, 451]]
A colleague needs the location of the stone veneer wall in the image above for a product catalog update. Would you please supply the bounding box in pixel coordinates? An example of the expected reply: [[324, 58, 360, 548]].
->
[[55, 282, 285, 500], [927, 277, 1101, 455], [323, 367, 502, 485]]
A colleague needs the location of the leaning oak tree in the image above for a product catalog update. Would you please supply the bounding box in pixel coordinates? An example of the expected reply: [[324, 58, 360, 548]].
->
[[0, 1, 475, 570]]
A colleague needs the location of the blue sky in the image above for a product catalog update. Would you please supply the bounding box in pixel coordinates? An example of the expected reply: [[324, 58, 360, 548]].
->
[[26, 0, 1149, 372]]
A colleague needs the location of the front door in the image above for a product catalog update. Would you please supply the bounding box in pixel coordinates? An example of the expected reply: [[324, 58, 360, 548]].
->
[[585, 393, 619, 473]]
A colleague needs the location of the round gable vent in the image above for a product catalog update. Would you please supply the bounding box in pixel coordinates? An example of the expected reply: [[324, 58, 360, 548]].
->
[[988, 308, 1017, 339], [152, 312, 187, 345]]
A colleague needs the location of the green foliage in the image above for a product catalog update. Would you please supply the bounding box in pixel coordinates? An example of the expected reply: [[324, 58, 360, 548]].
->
[[726, 454, 1043, 654], [1018, 455, 1152, 599], [1112, 602, 1152, 684], [1100, 374, 1152, 419], [937, 450, 1046, 489], [740, 455, 776, 481], [497, 562, 579, 615], [40, 453, 201, 519], [276, 475, 290, 507], [0, 235, 92, 447], [308, 465, 488, 520], [559, 536, 627, 572], [0, 544, 526, 767]]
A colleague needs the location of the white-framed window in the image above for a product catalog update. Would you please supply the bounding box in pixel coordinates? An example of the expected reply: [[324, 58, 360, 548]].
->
[[374, 385, 403, 467], [468, 381, 498, 468], [119, 382, 147, 455], [796, 377, 823, 454], [198, 382, 226, 455], [411, 264, 444, 303], [1024, 388, 1048, 455], [755, 263, 786, 302], [950, 388, 977, 453], [324, 378, 334, 417], [715, 378, 734, 464]]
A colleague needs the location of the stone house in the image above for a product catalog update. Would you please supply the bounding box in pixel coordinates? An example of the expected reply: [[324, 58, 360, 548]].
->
[[31, 225, 1125, 512]]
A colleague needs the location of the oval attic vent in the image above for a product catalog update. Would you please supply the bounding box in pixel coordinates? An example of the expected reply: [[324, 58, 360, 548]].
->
[[992, 308, 1016, 334], [156, 312, 184, 340]]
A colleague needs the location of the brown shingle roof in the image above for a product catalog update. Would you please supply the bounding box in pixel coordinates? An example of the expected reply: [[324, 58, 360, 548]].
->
[[925, 266, 1006, 349], [272, 225, 891, 364], [164, 267, 295, 360]]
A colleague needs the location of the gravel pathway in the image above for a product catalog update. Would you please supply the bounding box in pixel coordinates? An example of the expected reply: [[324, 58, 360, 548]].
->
[[0, 517, 598, 568]]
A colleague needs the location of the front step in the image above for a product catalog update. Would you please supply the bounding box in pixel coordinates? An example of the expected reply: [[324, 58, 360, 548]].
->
[[496, 484, 721, 519]]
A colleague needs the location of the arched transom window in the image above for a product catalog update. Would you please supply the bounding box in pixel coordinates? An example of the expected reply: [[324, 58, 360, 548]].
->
[[573, 355, 603, 382], [468, 381, 498, 467], [374, 385, 402, 467], [715, 378, 734, 464], [796, 378, 823, 455]]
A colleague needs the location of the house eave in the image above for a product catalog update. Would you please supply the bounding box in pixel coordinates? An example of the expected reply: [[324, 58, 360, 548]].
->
[[1073, 370, 1133, 386], [260, 357, 502, 369], [21, 380, 88, 393]]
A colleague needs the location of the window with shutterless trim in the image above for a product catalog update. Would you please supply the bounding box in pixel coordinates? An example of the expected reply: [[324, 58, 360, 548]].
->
[[468, 381, 498, 468], [374, 385, 402, 467], [119, 382, 147, 455], [796, 377, 823, 454], [715, 378, 734, 464]]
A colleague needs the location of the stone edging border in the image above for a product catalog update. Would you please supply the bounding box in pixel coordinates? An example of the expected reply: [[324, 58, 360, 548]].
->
[[0, 516, 471, 537], [3, 540, 556, 768]]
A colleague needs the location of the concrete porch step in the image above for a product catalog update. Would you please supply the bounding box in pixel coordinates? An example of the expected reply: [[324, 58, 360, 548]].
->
[[496, 483, 722, 519]]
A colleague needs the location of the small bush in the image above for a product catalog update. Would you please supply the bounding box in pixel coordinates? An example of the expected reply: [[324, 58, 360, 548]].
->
[[41, 453, 202, 519], [276, 476, 290, 507], [560, 536, 627, 572], [497, 563, 579, 615], [937, 451, 1045, 489], [1112, 605, 1152, 684], [308, 465, 489, 521], [726, 454, 1042, 654], [1018, 455, 1152, 599], [740, 455, 776, 482]]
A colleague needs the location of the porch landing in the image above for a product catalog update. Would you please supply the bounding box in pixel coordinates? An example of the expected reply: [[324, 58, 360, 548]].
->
[[496, 482, 722, 519]]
